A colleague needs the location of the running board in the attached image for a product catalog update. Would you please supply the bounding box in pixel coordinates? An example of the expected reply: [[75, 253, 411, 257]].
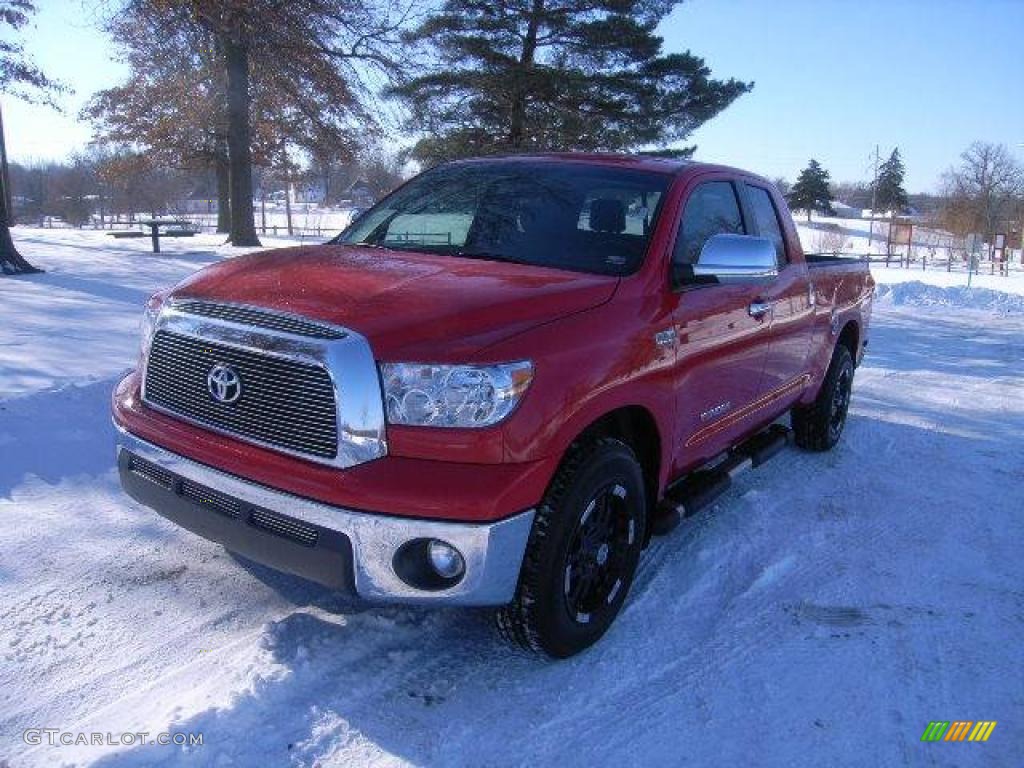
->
[[650, 424, 792, 536]]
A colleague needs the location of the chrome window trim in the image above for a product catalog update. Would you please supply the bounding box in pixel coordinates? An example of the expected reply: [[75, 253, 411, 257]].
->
[[142, 301, 387, 469]]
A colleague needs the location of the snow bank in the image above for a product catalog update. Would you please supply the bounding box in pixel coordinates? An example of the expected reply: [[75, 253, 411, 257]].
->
[[873, 280, 1024, 314]]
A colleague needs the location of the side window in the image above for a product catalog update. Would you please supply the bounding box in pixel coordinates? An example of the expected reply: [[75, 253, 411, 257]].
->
[[673, 182, 745, 266], [745, 185, 787, 265], [577, 188, 663, 237]]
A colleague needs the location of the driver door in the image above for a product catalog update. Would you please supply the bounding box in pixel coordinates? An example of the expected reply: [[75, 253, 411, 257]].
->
[[667, 177, 775, 472]]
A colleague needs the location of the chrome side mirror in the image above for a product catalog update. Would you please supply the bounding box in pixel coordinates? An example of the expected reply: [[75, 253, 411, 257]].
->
[[692, 234, 778, 284]]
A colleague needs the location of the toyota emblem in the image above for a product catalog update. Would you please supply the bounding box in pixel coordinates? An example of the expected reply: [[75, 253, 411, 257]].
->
[[207, 363, 242, 404]]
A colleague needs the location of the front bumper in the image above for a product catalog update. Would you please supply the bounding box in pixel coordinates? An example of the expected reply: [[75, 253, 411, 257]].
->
[[116, 428, 534, 605]]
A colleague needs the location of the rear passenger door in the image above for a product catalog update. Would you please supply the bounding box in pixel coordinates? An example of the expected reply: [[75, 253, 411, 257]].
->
[[740, 182, 815, 403], [667, 177, 774, 470]]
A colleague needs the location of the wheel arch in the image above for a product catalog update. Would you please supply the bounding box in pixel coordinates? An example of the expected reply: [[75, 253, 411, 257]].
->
[[836, 319, 859, 363], [570, 405, 663, 537]]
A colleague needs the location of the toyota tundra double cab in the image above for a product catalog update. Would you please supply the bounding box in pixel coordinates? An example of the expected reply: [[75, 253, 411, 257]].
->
[[113, 153, 873, 657]]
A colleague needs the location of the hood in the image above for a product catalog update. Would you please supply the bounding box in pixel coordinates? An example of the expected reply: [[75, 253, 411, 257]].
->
[[170, 244, 618, 359]]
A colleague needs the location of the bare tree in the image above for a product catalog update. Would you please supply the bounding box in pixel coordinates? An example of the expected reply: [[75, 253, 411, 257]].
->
[[95, 149, 190, 221], [83, 23, 234, 232], [109, 0, 411, 246], [832, 181, 870, 209], [810, 223, 849, 256], [940, 142, 1024, 239], [51, 152, 99, 227]]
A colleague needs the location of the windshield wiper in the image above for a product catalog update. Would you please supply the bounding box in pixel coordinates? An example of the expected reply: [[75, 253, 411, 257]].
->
[[452, 249, 521, 264], [349, 242, 522, 265]]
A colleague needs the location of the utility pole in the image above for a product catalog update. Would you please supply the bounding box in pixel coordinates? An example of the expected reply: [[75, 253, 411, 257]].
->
[[1018, 144, 1024, 265], [867, 144, 881, 255]]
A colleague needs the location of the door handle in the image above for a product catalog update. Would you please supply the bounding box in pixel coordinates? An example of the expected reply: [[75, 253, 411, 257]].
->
[[654, 329, 676, 349], [748, 300, 774, 318]]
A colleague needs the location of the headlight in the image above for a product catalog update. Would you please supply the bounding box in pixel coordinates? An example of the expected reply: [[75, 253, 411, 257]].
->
[[139, 291, 167, 365], [380, 361, 533, 428]]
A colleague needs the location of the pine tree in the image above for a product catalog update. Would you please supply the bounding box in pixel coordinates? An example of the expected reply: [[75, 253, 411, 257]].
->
[[874, 147, 908, 215], [394, 0, 753, 165], [787, 159, 834, 222]]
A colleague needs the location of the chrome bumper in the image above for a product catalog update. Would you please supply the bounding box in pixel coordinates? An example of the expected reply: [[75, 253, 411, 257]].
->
[[115, 428, 534, 606]]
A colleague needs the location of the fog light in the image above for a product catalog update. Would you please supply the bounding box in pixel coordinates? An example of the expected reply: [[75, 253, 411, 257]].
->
[[427, 539, 465, 579]]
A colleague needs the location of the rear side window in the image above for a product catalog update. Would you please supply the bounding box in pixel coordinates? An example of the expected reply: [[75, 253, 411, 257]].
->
[[673, 182, 745, 266], [745, 185, 787, 264]]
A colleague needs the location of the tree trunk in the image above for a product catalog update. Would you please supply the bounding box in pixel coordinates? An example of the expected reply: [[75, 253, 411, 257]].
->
[[260, 185, 266, 234], [223, 36, 260, 246], [214, 143, 231, 234], [284, 163, 294, 237], [508, 0, 543, 149], [0, 104, 41, 275]]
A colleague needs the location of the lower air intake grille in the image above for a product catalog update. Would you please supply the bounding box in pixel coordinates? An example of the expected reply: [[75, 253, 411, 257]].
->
[[181, 479, 241, 519], [248, 508, 319, 547], [129, 455, 175, 490]]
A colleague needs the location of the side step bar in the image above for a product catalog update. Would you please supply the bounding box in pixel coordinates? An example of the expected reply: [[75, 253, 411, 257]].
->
[[650, 424, 792, 536]]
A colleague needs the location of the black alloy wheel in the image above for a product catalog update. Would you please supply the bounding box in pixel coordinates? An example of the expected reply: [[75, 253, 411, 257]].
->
[[563, 482, 637, 626]]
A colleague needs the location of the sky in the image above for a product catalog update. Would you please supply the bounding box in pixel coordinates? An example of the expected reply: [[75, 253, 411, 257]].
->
[[2, 0, 1023, 193]]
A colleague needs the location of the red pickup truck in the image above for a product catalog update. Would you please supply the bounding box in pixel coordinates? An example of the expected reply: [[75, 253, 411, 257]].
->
[[113, 154, 873, 657]]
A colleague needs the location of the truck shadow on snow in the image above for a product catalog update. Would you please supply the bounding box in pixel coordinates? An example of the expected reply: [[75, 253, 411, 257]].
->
[[28, 272, 155, 309]]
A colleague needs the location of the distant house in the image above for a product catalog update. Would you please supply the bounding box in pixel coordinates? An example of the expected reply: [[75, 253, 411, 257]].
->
[[290, 180, 326, 205], [861, 206, 925, 222], [831, 201, 865, 220], [181, 178, 219, 213], [182, 197, 218, 214]]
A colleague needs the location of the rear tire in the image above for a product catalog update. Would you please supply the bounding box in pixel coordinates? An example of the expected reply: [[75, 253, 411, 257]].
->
[[792, 344, 854, 452], [497, 438, 647, 658]]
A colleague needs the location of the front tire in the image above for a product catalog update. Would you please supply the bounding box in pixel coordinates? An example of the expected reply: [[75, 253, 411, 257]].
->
[[497, 438, 647, 658], [792, 344, 854, 451]]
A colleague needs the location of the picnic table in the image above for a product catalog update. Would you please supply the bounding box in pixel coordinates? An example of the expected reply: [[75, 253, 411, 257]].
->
[[108, 219, 195, 253]]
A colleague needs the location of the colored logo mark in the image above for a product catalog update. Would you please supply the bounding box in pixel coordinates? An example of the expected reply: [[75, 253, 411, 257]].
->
[[921, 721, 996, 742]]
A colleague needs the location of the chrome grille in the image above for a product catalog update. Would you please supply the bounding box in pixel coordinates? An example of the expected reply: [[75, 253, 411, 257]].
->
[[144, 330, 339, 459], [173, 300, 347, 340]]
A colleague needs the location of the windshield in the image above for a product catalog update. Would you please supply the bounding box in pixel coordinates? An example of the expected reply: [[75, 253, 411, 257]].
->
[[339, 161, 671, 276]]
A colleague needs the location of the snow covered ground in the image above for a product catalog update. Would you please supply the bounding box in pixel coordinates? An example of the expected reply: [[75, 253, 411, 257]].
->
[[1, 228, 1022, 767]]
